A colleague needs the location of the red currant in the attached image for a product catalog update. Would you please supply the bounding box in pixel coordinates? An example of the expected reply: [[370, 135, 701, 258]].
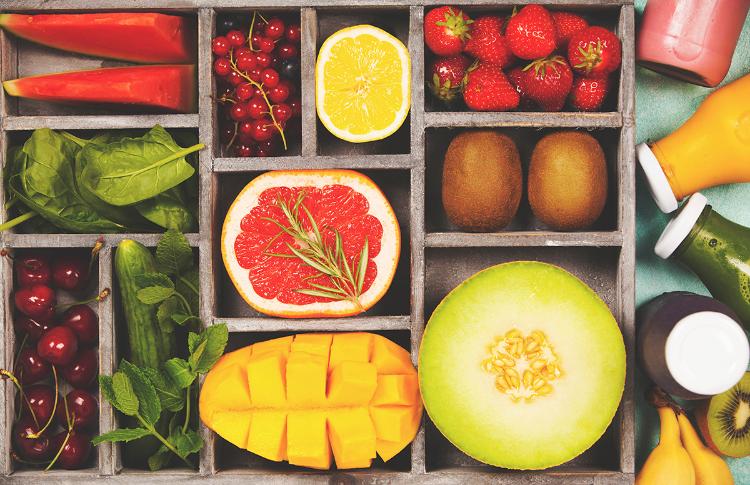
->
[[236, 53, 257, 72], [268, 83, 290, 103], [225, 30, 246, 47], [235, 83, 254, 101], [256, 147, 270, 157], [286, 24, 301, 43], [251, 119, 275, 142], [235, 47, 253, 58], [272, 103, 293, 123], [261, 68, 280, 88], [257, 37, 275, 53], [289, 97, 302, 117], [234, 144, 254, 157], [213, 58, 231, 77], [251, 33, 263, 48], [264, 18, 285, 40], [226, 70, 244, 86], [255, 52, 272, 68], [279, 78, 296, 97], [238, 120, 254, 136], [230, 103, 249, 121], [248, 67, 263, 82], [247, 96, 267, 119], [277, 42, 298, 60], [211, 36, 230, 57]]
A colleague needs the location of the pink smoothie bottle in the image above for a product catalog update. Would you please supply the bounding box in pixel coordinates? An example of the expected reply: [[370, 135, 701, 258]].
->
[[637, 0, 750, 87]]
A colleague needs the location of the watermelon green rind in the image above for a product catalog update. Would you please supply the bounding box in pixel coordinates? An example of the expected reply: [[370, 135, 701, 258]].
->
[[419, 261, 626, 470], [0, 13, 193, 64]]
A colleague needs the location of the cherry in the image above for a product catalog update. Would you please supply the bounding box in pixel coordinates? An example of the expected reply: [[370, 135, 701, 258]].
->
[[52, 256, 89, 292], [55, 389, 98, 430], [229, 103, 249, 121], [22, 384, 57, 425], [213, 58, 231, 77], [13, 416, 51, 462], [236, 53, 257, 72], [277, 42, 298, 60], [251, 119, 275, 142], [279, 58, 300, 80], [15, 284, 55, 319], [15, 314, 55, 341], [226, 70, 244, 86], [61, 348, 98, 389], [272, 103, 293, 123], [286, 23, 301, 43], [264, 18, 285, 40], [257, 36, 275, 53], [16, 253, 52, 287], [255, 52, 272, 68], [211, 36, 230, 57], [261, 68, 280, 88], [225, 30, 246, 47], [268, 83, 290, 103], [38, 326, 78, 366], [18, 347, 52, 384], [234, 144, 254, 157], [60, 304, 98, 347], [51, 430, 92, 470]]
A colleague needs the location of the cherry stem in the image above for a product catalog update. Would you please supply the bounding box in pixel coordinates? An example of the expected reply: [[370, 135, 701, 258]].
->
[[88, 237, 104, 277], [26, 366, 58, 439], [0, 369, 38, 428], [57, 288, 111, 313], [0, 247, 13, 259], [45, 429, 71, 471]]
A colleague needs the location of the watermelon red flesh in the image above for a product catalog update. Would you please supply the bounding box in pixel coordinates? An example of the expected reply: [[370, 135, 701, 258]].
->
[[2, 65, 196, 113], [234, 184, 383, 305], [0, 13, 193, 63]]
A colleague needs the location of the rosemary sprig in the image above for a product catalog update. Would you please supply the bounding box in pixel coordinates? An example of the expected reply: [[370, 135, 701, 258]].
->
[[263, 192, 369, 311]]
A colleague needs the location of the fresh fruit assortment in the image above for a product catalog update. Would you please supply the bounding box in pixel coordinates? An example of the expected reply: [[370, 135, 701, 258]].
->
[[213, 12, 302, 157], [0, 13, 196, 113], [316, 25, 411, 143], [419, 262, 626, 469], [441, 129, 608, 232], [3, 126, 202, 234], [425, 4, 622, 112], [222, 170, 400, 318], [4, 247, 106, 470], [200, 332, 421, 469]]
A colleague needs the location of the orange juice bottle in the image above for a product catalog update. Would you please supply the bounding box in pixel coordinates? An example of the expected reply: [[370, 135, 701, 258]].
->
[[637, 73, 750, 212]]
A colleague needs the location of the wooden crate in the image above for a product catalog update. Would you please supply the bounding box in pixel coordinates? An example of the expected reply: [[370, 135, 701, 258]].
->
[[0, 1, 636, 483]]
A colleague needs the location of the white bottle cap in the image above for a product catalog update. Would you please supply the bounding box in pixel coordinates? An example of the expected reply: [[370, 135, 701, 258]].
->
[[654, 193, 708, 259], [665, 311, 750, 396], [637, 143, 680, 213]]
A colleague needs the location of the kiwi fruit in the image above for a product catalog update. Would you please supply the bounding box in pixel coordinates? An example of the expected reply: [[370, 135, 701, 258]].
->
[[442, 130, 522, 232], [696, 371, 750, 457], [528, 131, 608, 230]]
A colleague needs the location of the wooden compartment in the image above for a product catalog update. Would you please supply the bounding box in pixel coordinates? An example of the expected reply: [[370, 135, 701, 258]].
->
[[0, 1, 635, 484]]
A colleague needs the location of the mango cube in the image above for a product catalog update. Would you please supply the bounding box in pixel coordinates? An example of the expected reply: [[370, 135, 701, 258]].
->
[[247, 351, 286, 406], [246, 410, 287, 462], [371, 374, 419, 406], [286, 351, 327, 405], [287, 411, 331, 469], [329, 333, 372, 369], [327, 407, 376, 468], [327, 361, 377, 406]]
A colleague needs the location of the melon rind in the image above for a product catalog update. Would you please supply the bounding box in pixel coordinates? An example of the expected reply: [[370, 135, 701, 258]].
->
[[419, 261, 626, 470]]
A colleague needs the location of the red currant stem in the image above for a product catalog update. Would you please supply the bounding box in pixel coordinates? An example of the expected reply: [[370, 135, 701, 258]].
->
[[0, 211, 38, 232], [57, 288, 111, 313], [0, 369, 38, 428], [219, 96, 237, 104], [226, 122, 239, 150], [88, 236, 104, 277], [228, 59, 288, 150], [45, 427, 71, 471], [258, 12, 269, 24], [247, 11, 258, 51], [27, 366, 58, 439]]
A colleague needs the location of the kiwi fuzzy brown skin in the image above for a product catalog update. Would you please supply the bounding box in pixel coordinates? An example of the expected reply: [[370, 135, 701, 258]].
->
[[528, 131, 608, 231], [695, 372, 750, 458], [695, 401, 725, 456], [442, 130, 522, 232]]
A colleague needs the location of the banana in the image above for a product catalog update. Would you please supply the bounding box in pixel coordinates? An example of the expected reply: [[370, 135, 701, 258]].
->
[[636, 390, 696, 485], [678, 412, 734, 485]]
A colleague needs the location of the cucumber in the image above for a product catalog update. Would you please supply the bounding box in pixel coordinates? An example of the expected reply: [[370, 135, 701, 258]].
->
[[115, 239, 175, 368]]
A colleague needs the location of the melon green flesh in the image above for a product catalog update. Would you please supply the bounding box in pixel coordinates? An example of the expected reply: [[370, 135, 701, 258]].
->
[[419, 262, 626, 470]]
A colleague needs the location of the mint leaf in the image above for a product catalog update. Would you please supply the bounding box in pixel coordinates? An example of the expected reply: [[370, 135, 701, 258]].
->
[[135, 272, 174, 290], [142, 367, 184, 412], [172, 313, 199, 326], [157, 297, 179, 325], [137, 285, 175, 305], [164, 358, 195, 389], [148, 445, 172, 471], [156, 229, 193, 275], [111, 371, 138, 416], [187, 332, 201, 354], [189, 324, 229, 374], [119, 360, 161, 425], [171, 428, 203, 459], [99, 375, 126, 414], [92, 428, 150, 445]]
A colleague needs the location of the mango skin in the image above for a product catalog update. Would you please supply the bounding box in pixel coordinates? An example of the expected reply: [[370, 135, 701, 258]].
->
[[199, 332, 422, 470]]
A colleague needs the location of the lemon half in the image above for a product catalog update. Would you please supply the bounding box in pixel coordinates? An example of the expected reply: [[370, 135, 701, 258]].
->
[[316, 25, 411, 143]]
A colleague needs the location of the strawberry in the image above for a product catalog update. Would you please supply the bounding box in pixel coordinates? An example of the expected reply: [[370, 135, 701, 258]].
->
[[506, 5, 557, 60], [463, 63, 520, 111], [464, 16, 515, 68], [429, 55, 471, 102], [520, 56, 573, 112], [552, 12, 589, 48], [507, 67, 537, 111], [569, 76, 610, 111], [568, 26, 622, 77], [425, 6, 473, 56]]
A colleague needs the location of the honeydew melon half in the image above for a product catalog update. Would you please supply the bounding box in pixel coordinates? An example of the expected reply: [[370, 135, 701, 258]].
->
[[419, 261, 626, 470]]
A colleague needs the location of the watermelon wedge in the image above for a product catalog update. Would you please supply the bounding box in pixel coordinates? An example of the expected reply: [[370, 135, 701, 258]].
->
[[0, 13, 194, 63], [3, 65, 196, 113]]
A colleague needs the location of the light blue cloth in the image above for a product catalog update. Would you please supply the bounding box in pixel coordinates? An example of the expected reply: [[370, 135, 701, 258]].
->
[[635, 0, 750, 477]]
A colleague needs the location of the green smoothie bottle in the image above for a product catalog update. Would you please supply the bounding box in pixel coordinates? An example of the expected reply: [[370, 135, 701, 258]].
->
[[655, 193, 750, 326]]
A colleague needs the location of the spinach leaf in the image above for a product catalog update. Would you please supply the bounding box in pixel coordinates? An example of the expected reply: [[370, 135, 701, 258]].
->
[[135, 186, 196, 232], [78, 125, 202, 206]]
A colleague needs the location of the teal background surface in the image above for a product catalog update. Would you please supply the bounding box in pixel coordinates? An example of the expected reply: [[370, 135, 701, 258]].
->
[[634, 0, 750, 476]]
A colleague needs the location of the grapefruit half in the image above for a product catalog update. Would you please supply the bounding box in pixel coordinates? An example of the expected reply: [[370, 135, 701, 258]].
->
[[222, 170, 400, 318]]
